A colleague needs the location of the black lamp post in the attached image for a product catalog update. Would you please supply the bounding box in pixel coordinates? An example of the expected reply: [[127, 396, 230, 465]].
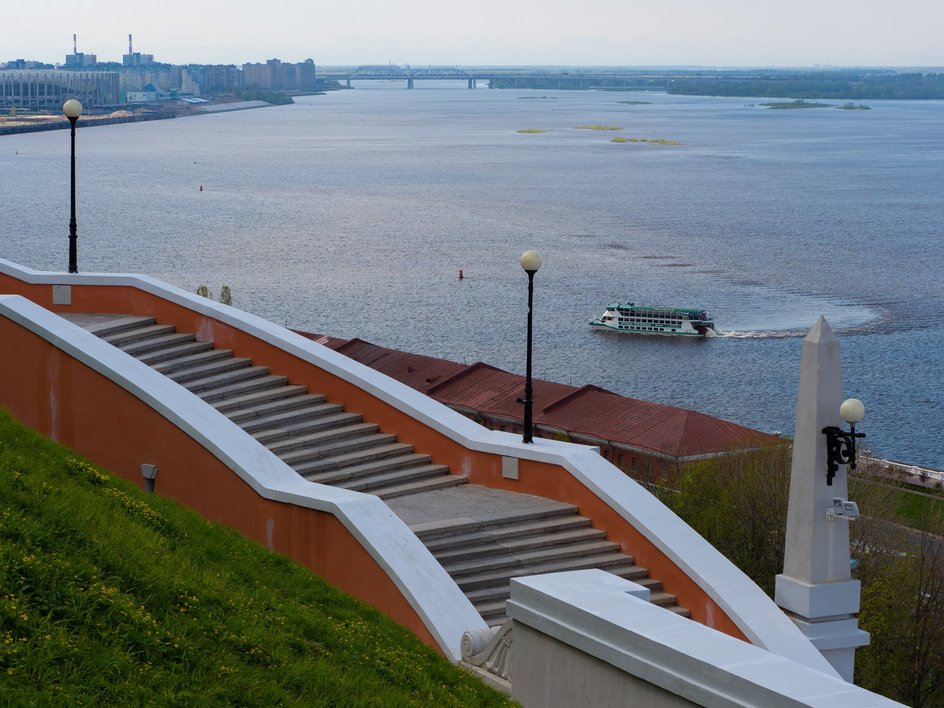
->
[[520, 249, 542, 443], [63, 99, 83, 273]]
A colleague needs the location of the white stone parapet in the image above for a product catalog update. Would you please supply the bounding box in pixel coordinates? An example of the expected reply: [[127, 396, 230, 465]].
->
[[509, 570, 901, 708]]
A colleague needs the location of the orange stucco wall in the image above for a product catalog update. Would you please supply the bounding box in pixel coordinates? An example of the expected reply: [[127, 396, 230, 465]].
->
[[0, 312, 438, 651], [0, 274, 745, 642]]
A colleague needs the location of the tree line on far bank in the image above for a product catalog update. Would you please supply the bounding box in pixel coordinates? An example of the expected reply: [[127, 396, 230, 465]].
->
[[667, 72, 944, 100]]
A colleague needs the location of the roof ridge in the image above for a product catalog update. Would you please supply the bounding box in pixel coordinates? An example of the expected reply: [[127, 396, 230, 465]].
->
[[542, 383, 615, 414], [426, 361, 498, 395]]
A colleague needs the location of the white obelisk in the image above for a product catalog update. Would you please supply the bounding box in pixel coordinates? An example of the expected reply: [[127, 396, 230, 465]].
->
[[775, 317, 869, 681]]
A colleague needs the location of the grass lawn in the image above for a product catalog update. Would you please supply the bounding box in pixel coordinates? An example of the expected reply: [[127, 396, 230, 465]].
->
[[891, 484, 944, 525], [0, 409, 513, 706]]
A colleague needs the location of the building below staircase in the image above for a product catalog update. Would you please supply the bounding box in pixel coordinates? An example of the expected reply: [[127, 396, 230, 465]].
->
[[296, 332, 779, 481]]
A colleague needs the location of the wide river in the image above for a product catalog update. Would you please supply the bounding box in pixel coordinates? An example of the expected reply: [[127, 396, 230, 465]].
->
[[1, 84, 942, 467]]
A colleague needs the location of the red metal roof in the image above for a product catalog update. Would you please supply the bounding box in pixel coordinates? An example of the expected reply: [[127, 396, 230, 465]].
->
[[292, 330, 775, 459]]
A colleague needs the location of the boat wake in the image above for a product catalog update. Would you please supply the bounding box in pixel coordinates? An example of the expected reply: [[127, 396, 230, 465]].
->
[[719, 329, 807, 339]]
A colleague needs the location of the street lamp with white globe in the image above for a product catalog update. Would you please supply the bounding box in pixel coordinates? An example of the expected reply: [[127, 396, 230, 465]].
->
[[63, 99, 83, 273], [519, 250, 542, 443], [822, 398, 866, 485]]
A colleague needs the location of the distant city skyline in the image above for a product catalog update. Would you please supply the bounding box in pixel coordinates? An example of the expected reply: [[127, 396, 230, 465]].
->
[[6, 0, 943, 68]]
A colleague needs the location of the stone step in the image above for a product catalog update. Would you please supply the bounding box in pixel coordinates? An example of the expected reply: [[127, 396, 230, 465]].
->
[[212, 385, 310, 414], [463, 571, 660, 609], [412, 504, 581, 542], [121, 332, 198, 357], [649, 590, 681, 608], [474, 599, 508, 622], [299, 451, 432, 481], [465, 585, 514, 606], [278, 431, 399, 466], [83, 315, 156, 337], [422, 514, 594, 553], [168, 357, 254, 385], [137, 339, 215, 366], [631, 576, 663, 593], [665, 605, 692, 618], [239, 401, 344, 435], [152, 347, 235, 375], [183, 365, 271, 394], [264, 422, 381, 455], [372, 474, 467, 500], [224, 393, 326, 424], [251, 411, 364, 444], [196, 374, 291, 403], [102, 323, 178, 346], [468, 578, 685, 626], [332, 463, 453, 493], [455, 553, 646, 592], [239, 402, 346, 435], [431, 526, 608, 564], [444, 539, 622, 578], [294, 442, 417, 475]]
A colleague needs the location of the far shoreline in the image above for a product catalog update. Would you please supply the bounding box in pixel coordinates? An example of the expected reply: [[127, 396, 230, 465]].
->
[[0, 99, 292, 137]]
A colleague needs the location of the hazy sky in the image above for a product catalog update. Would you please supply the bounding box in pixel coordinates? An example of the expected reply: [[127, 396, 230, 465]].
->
[[6, 0, 942, 68]]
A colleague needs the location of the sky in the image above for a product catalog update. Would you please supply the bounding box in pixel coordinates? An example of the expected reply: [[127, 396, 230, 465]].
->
[[5, 0, 942, 68]]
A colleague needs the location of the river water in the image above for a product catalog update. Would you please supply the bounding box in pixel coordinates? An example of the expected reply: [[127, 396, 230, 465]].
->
[[1, 84, 942, 466]]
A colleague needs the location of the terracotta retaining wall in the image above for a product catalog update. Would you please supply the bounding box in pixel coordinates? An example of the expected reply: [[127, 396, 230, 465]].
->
[[0, 311, 437, 648]]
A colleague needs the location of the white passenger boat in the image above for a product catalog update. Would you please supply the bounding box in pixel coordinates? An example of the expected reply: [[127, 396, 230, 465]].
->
[[589, 303, 716, 337]]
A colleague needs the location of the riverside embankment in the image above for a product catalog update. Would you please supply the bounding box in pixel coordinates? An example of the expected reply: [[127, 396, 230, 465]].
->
[[0, 100, 275, 136]]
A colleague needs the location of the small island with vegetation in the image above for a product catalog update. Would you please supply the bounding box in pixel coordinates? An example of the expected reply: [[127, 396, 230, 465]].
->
[[760, 99, 833, 109], [574, 124, 623, 131], [611, 136, 682, 145], [759, 99, 871, 110], [618, 100, 651, 105], [517, 128, 547, 133]]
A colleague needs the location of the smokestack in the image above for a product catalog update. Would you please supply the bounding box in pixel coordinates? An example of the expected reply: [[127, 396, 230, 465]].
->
[[73, 34, 77, 54], [129, 34, 133, 54]]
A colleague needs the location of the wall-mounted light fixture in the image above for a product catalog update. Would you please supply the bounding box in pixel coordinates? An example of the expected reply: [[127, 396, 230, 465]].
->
[[140, 463, 158, 493], [822, 398, 865, 486], [826, 497, 860, 522]]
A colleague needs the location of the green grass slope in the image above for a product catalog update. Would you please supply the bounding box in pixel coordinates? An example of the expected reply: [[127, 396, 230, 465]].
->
[[0, 409, 512, 706]]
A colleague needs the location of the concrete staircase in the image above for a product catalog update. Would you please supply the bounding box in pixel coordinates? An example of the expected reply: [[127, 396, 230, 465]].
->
[[67, 313, 690, 625]]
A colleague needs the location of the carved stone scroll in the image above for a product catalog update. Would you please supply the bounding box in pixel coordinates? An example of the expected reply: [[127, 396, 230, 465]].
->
[[461, 620, 513, 681]]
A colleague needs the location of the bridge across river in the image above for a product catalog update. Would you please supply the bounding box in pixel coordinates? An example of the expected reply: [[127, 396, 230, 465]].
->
[[316, 67, 776, 90]]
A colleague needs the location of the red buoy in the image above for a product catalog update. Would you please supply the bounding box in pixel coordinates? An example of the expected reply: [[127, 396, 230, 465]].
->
[[458, 269, 464, 280]]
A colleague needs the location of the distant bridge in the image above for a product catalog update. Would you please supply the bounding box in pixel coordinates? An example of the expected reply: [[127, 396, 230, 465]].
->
[[316, 67, 777, 89]]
